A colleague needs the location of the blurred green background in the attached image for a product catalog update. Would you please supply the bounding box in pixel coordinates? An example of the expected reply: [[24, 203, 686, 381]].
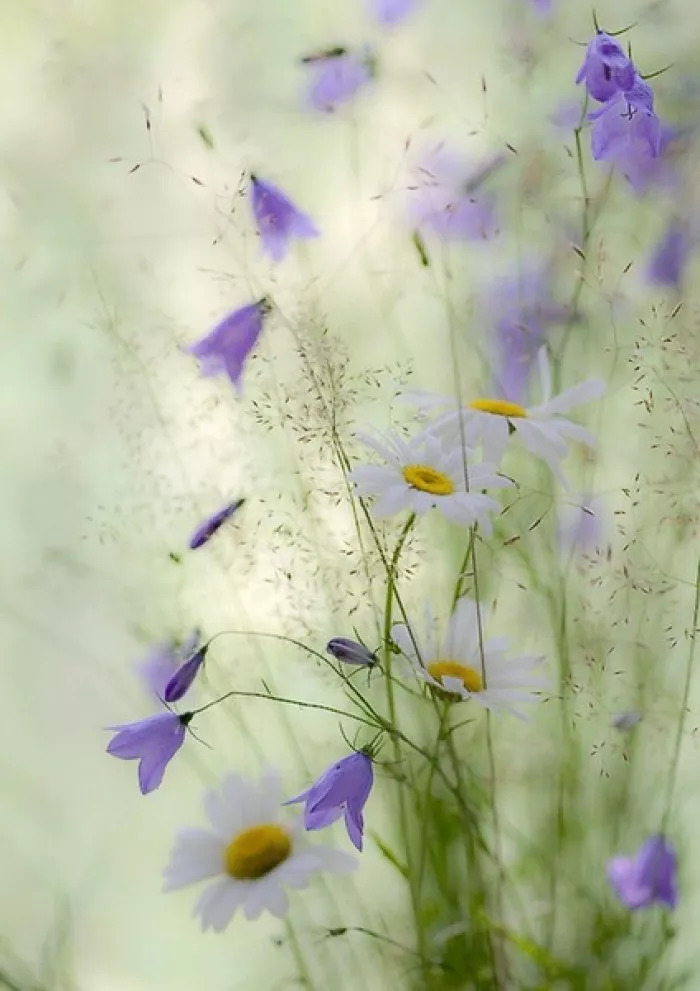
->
[[2, 0, 700, 988]]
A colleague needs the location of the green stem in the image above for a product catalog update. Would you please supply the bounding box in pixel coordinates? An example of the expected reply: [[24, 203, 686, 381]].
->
[[285, 918, 316, 989]]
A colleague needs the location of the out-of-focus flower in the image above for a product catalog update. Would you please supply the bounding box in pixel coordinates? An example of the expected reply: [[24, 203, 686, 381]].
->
[[136, 632, 200, 699], [407, 146, 503, 242], [558, 494, 608, 555], [403, 350, 605, 484], [326, 638, 377, 667], [284, 752, 374, 851], [392, 598, 547, 719], [250, 174, 319, 261], [611, 711, 643, 731], [107, 711, 191, 795], [576, 32, 636, 102], [349, 428, 512, 535], [163, 771, 356, 929], [486, 270, 571, 404], [188, 299, 271, 393], [646, 221, 692, 289], [301, 47, 374, 111], [369, 0, 419, 25], [189, 499, 245, 550], [528, 0, 553, 15], [164, 645, 208, 703], [590, 78, 662, 191], [607, 835, 677, 910]]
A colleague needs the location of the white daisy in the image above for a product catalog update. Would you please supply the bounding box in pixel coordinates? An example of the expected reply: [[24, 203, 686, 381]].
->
[[402, 349, 605, 484], [391, 598, 547, 719], [349, 428, 512, 535], [163, 771, 356, 930]]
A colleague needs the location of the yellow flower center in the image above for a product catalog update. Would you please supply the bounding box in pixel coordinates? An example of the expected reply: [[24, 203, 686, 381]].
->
[[469, 398, 527, 418], [427, 659, 484, 694], [224, 824, 292, 880], [402, 464, 455, 495]]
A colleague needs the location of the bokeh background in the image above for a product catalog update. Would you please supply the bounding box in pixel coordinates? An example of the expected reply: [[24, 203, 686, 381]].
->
[[2, 0, 700, 988]]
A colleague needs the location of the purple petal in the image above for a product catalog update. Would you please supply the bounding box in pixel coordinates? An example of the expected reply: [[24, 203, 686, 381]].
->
[[164, 646, 208, 703], [189, 499, 244, 550], [304, 51, 373, 111], [107, 711, 188, 795], [370, 0, 419, 26], [646, 222, 691, 289], [250, 175, 319, 262], [189, 300, 269, 391]]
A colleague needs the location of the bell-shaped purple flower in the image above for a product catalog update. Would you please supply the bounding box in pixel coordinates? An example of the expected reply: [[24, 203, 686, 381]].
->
[[188, 299, 271, 393], [607, 835, 677, 910], [326, 637, 377, 666], [646, 221, 692, 289], [576, 32, 636, 103], [189, 499, 245, 550], [136, 632, 200, 699], [107, 711, 192, 795], [283, 751, 374, 851], [164, 645, 208, 703], [369, 0, 419, 25], [250, 175, 319, 262], [407, 146, 502, 242], [590, 78, 661, 191], [302, 48, 374, 112]]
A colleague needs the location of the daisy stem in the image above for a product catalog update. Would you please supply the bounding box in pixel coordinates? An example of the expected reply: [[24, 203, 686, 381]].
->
[[660, 553, 700, 831], [285, 918, 316, 990]]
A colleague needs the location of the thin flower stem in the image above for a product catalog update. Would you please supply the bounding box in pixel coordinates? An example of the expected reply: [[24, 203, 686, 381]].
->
[[416, 705, 448, 900], [192, 690, 379, 727], [285, 918, 316, 990], [661, 554, 700, 831]]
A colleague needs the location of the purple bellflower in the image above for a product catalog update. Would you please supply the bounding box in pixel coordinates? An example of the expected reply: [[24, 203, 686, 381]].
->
[[107, 711, 192, 795], [370, 0, 419, 26], [188, 299, 271, 393], [136, 632, 200, 699], [326, 637, 378, 666], [590, 77, 661, 191], [302, 47, 374, 112], [607, 835, 677, 910], [164, 645, 208, 703], [408, 146, 503, 242], [284, 751, 374, 851], [646, 221, 692, 289], [250, 174, 319, 262], [189, 498, 245, 550], [557, 495, 607, 556], [486, 270, 570, 404], [576, 32, 636, 102]]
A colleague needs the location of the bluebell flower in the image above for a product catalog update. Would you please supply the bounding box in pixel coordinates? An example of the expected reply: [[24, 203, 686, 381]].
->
[[301, 47, 374, 112], [646, 221, 692, 289], [188, 299, 271, 392], [189, 499, 245, 550], [607, 835, 677, 910], [136, 632, 200, 699], [326, 638, 377, 666], [164, 645, 208, 703], [408, 146, 502, 242], [283, 752, 374, 851], [576, 32, 636, 102], [250, 175, 319, 261], [590, 77, 661, 191], [107, 711, 192, 794]]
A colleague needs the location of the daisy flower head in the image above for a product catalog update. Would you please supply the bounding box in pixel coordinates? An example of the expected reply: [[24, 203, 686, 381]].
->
[[391, 598, 546, 719], [164, 771, 356, 930], [403, 349, 605, 485], [349, 427, 512, 535]]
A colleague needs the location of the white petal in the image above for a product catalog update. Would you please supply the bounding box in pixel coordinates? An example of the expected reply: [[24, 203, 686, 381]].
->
[[163, 830, 223, 891], [194, 878, 243, 932], [446, 598, 480, 658], [353, 430, 401, 464], [348, 464, 398, 491], [390, 622, 420, 661], [531, 378, 606, 418], [372, 485, 412, 517]]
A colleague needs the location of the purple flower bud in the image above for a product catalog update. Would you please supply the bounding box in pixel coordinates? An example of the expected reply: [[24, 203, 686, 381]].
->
[[250, 175, 319, 262], [164, 646, 208, 703], [302, 48, 374, 112], [188, 299, 271, 393], [283, 751, 374, 851], [576, 32, 636, 103], [135, 631, 200, 699], [611, 711, 642, 731], [107, 711, 192, 794], [607, 835, 677, 910], [189, 499, 245, 550], [326, 638, 377, 666], [646, 221, 692, 289]]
